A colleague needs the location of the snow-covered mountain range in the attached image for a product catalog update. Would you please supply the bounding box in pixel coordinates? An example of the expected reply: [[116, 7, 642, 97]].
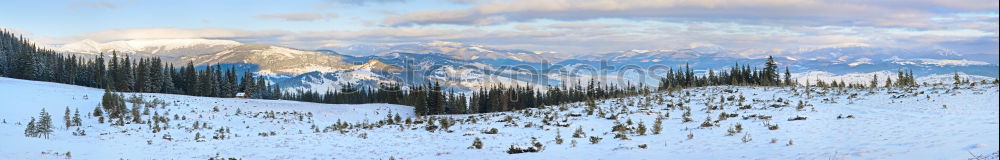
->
[[182, 44, 354, 75], [337, 41, 559, 63], [52, 38, 999, 92], [57, 39, 241, 59]]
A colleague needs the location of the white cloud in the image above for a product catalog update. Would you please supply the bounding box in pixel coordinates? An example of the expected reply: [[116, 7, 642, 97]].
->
[[332, 0, 406, 6], [29, 16, 998, 59], [39, 28, 286, 45], [546, 23, 633, 29], [2, 0, 993, 62], [256, 13, 339, 21], [514, 24, 538, 31]]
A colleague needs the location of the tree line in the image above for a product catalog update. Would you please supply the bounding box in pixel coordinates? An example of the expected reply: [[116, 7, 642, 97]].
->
[[657, 56, 921, 90], [1, 30, 277, 99], [657, 56, 794, 90], [281, 80, 649, 116]]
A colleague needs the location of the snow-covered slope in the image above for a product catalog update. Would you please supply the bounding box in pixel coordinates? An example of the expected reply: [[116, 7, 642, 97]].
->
[[273, 68, 399, 93], [182, 44, 353, 75], [2, 77, 997, 159], [287, 60, 402, 92], [0, 77, 414, 159]]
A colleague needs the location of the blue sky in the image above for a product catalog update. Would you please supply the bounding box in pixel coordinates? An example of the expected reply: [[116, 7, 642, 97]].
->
[[2, 0, 998, 56]]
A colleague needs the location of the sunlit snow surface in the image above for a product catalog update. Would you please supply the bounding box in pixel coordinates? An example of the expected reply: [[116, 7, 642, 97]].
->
[[1, 77, 997, 159]]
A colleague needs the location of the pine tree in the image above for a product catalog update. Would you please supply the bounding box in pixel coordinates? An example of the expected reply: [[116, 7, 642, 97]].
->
[[195, 132, 203, 142], [94, 54, 108, 88], [272, 83, 282, 99], [161, 66, 176, 94], [93, 105, 103, 117], [555, 130, 564, 144], [425, 82, 444, 115], [72, 108, 82, 126], [637, 121, 647, 136], [109, 52, 120, 90], [64, 107, 71, 129], [209, 65, 221, 97], [102, 88, 126, 120], [870, 74, 879, 88], [135, 59, 147, 92], [24, 117, 36, 137], [122, 56, 135, 92], [573, 126, 585, 138], [131, 103, 142, 124], [37, 108, 53, 139], [469, 137, 483, 149], [764, 56, 778, 85], [413, 86, 427, 116], [783, 66, 793, 86], [953, 72, 962, 85], [652, 116, 663, 135], [899, 70, 909, 86], [184, 62, 198, 95], [148, 58, 164, 92]]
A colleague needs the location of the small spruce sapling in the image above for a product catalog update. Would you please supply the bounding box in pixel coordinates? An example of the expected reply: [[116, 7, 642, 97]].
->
[[24, 117, 36, 137], [589, 136, 602, 144], [72, 108, 82, 126], [64, 107, 71, 129], [573, 126, 586, 138], [555, 130, 564, 144], [37, 108, 53, 139], [652, 116, 663, 135], [469, 137, 483, 149], [636, 121, 647, 136]]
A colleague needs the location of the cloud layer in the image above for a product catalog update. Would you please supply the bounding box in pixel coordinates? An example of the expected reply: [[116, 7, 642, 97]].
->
[[256, 12, 339, 21], [383, 0, 997, 28], [14, 0, 998, 58]]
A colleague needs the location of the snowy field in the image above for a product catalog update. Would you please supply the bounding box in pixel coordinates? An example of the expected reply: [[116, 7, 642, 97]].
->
[[1, 77, 998, 159]]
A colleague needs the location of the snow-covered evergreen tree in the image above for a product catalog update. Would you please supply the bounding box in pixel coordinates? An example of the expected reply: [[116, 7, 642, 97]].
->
[[37, 108, 53, 139], [64, 107, 71, 129], [73, 108, 82, 126], [24, 117, 36, 137]]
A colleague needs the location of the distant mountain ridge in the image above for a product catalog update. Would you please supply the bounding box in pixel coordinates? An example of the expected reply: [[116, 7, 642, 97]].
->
[[335, 41, 560, 63], [181, 44, 353, 75], [51, 38, 999, 92], [58, 39, 242, 59]]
